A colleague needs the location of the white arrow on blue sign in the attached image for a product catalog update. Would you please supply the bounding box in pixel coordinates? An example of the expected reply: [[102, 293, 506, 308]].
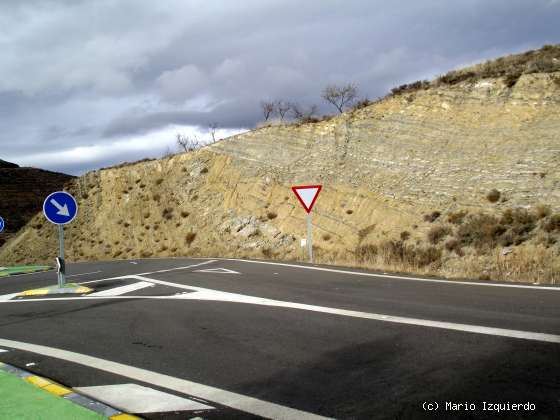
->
[[43, 191, 78, 225], [0, 216, 4, 233]]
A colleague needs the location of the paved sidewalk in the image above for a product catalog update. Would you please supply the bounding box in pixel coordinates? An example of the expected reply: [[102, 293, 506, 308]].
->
[[0, 369, 105, 419]]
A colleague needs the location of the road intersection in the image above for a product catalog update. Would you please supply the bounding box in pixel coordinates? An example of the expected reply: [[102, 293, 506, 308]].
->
[[0, 258, 559, 419]]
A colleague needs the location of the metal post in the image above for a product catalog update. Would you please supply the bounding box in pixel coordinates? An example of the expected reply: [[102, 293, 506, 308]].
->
[[306, 213, 313, 263], [58, 225, 65, 288]]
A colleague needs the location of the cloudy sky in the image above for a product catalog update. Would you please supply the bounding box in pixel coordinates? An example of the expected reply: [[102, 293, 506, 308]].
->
[[1, 0, 559, 175]]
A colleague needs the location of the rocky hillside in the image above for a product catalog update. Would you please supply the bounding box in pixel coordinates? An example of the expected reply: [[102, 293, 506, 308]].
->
[[1, 46, 560, 283], [0, 161, 73, 247]]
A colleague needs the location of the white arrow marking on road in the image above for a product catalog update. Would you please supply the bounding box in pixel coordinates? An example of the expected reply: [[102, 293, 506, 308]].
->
[[194, 268, 240, 274], [50, 199, 70, 216]]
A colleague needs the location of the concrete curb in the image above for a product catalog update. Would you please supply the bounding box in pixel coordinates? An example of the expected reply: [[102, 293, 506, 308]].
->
[[0, 362, 141, 419]]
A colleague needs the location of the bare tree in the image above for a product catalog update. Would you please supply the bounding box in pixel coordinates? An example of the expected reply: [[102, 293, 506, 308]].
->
[[176, 133, 200, 152], [260, 101, 275, 121], [290, 103, 318, 122], [208, 122, 218, 143], [275, 100, 291, 121], [321, 83, 358, 113]]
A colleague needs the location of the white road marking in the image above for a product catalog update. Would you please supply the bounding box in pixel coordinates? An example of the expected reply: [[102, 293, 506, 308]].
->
[[0, 338, 329, 420], [213, 258, 560, 291], [3, 272, 559, 344], [126, 275, 560, 344], [89, 281, 154, 297], [194, 268, 240, 274], [135, 259, 217, 276], [66, 271, 102, 278], [0, 293, 20, 302], [75, 383, 214, 413], [80, 260, 218, 286], [0, 348, 8, 353]]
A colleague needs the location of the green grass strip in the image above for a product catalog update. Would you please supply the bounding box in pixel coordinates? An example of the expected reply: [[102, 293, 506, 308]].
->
[[0, 369, 105, 419], [0, 266, 51, 277]]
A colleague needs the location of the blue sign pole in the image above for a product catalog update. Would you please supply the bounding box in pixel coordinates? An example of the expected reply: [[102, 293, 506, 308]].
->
[[0, 216, 4, 233], [43, 192, 78, 288]]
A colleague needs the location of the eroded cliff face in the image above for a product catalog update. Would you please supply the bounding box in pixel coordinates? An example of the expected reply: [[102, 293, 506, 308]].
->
[[1, 72, 559, 282]]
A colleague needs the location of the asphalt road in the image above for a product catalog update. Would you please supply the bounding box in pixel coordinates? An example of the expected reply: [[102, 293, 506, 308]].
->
[[0, 257, 559, 419]]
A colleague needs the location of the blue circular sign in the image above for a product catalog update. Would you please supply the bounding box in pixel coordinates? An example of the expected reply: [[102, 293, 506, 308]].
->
[[43, 191, 78, 225], [0, 216, 4, 233]]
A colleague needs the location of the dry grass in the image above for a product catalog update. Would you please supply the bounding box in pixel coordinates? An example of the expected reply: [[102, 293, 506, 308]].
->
[[388, 44, 560, 97], [342, 207, 560, 284]]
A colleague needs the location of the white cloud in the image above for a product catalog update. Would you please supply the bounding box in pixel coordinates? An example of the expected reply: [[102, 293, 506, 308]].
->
[[11, 124, 245, 174]]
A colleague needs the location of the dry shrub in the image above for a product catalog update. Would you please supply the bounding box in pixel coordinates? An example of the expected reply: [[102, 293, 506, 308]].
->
[[322, 233, 332, 241], [542, 214, 560, 233], [141, 251, 153, 258], [162, 208, 174, 220], [400, 231, 410, 241], [390, 80, 430, 96], [355, 244, 378, 262], [346, 209, 354, 215], [261, 248, 273, 258], [358, 224, 376, 241], [486, 189, 501, 203], [155, 178, 164, 185], [143, 212, 150, 219], [504, 72, 522, 87], [535, 204, 551, 219], [447, 210, 468, 225], [379, 240, 441, 268], [200, 167, 209, 174], [185, 232, 197, 245], [423, 211, 441, 223], [180, 211, 190, 218], [427, 225, 452, 244], [444, 238, 464, 256], [266, 211, 278, 220], [456, 213, 504, 249], [152, 193, 161, 201], [457, 209, 538, 249], [351, 98, 372, 111], [431, 45, 560, 89]]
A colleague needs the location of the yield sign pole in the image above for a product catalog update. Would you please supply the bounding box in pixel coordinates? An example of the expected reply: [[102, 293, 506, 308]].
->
[[306, 213, 313, 263], [291, 185, 322, 263]]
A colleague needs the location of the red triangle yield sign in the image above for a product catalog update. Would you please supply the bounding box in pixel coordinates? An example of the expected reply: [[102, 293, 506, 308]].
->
[[291, 185, 322, 213]]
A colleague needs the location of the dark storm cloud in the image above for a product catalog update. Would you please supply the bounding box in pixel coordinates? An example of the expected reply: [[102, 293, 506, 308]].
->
[[1, 0, 559, 174]]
